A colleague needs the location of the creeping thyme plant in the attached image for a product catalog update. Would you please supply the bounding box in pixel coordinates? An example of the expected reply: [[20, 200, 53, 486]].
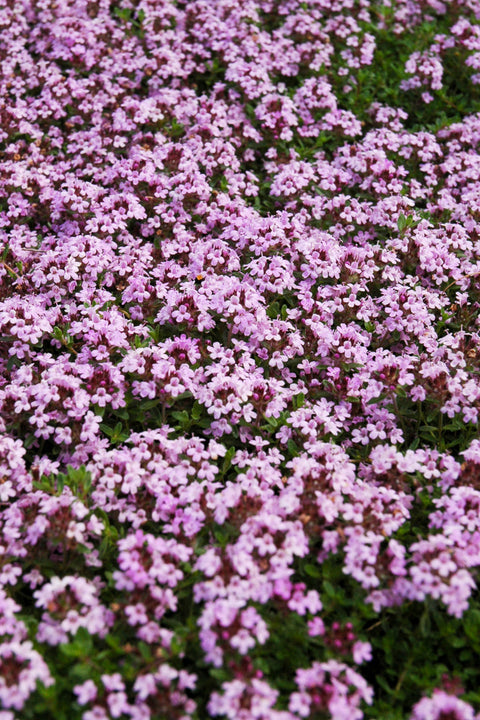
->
[[4, 0, 480, 718]]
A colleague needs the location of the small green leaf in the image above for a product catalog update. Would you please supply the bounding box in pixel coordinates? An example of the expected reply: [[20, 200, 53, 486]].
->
[[267, 301, 280, 319], [138, 641, 153, 661], [222, 446, 235, 474], [287, 439, 299, 456], [464, 609, 480, 640], [419, 608, 431, 637], [293, 393, 305, 410], [304, 563, 322, 578], [191, 401, 203, 421], [210, 668, 230, 682], [323, 580, 336, 598]]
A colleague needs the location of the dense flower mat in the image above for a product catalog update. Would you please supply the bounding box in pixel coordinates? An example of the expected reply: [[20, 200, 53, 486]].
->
[[3, 0, 480, 717]]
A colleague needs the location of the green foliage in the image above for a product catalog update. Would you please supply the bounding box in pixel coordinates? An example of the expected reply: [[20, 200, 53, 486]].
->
[[111, 6, 145, 37], [33, 465, 93, 500], [397, 213, 420, 234], [362, 599, 480, 717]]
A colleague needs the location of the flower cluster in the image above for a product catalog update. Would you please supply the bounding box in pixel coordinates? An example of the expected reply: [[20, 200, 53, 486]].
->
[[2, 0, 480, 718]]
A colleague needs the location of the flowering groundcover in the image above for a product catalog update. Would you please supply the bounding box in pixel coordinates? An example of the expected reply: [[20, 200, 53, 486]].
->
[[3, 0, 480, 718]]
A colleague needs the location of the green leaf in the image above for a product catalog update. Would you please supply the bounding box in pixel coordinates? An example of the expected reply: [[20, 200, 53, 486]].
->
[[138, 641, 153, 661], [77, 627, 93, 652], [60, 643, 82, 658], [136, 399, 159, 411], [304, 563, 322, 578], [69, 662, 96, 682], [113, 407, 130, 420], [419, 608, 431, 637], [171, 410, 189, 421], [221, 446, 235, 475], [464, 609, 480, 641], [210, 668, 230, 682], [267, 301, 280, 319], [105, 634, 123, 652], [397, 213, 407, 232], [323, 580, 336, 598], [287, 439, 299, 456], [293, 393, 305, 410], [368, 394, 387, 404], [191, 401, 203, 421], [263, 415, 280, 429], [113, 7, 132, 21], [255, 658, 271, 674]]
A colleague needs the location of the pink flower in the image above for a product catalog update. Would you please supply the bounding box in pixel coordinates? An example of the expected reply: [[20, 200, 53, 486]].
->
[[74, 680, 97, 705]]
